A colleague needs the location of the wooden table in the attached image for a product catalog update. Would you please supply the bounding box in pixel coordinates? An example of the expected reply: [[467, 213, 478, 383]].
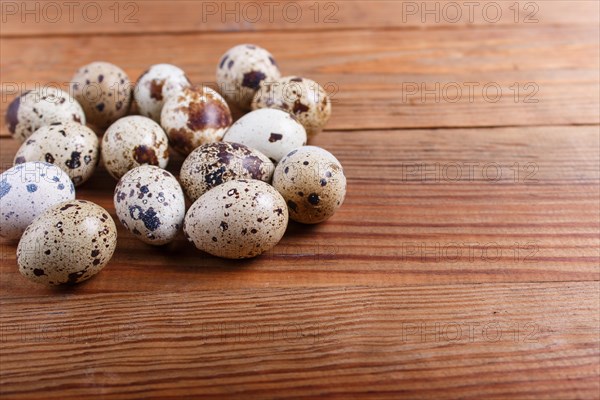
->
[[1, 1, 599, 398]]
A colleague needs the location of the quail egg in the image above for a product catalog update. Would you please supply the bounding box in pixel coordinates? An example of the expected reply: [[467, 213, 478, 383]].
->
[[161, 85, 232, 155], [222, 108, 306, 162], [17, 199, 117, 285], [273, 146, 346, 224], [216, 44, 281, 110], [14, 121, 99, 186], [101, 116, 169, 180], [114, 165, 185, 245], [184, 179, 288, 259], [180, 142, 274, 202], [134, 63, 191, 122], [5, 87, 86, 143], [71, 61, 132, 128], [0, 162, 75, 240], [252, 76, 331, 137]]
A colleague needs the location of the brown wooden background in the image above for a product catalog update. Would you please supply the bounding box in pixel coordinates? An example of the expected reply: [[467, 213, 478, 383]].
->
[[1, 1, 599, 398]]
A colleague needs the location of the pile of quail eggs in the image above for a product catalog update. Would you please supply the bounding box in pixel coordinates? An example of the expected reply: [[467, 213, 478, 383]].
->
[[1, 44, 346, 286]]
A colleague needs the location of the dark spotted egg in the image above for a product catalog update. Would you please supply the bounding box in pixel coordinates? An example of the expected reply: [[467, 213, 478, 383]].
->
[[114, 165, 185, 245], [14, 121, 99, 186], [17, 199, 117, 285], [252, 76, 332, 138], [216, 44, 281, 110], [180, 142, 274, 202], [0, 162, 75, 240], [183, 179, 288, 259], [71, 61, 132, 128], [222, 109, 306, 162], [101, 116, 170, 180], [273, 146, 346, 224], [5, 87, 86, 143], [161, 86, 232, 156]]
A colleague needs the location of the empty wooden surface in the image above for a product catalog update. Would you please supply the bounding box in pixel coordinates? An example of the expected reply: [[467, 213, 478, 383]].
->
[[1, 1, 599, 399]]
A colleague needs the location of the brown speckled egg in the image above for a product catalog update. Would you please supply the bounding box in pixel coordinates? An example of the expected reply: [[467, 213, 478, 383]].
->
[[17, 199, 117, 285], [222, 109, 306, 162], [161, 86, 232, 156], [71, 61, 132, 128], [216, 44, 281, 110], [114, 165, 186, 245], [5, 87, 86, 142], [180, 142, 274, 202], [273, 146, 346, 224], [252, 76, 331, 138], [101, 116, 169, 180], [14, 122, 99, 186], [184, 179, 288, 259], [134, 63, 191, 122]]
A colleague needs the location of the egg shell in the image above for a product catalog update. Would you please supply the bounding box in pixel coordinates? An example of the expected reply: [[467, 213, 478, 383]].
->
[[114, 165, 185, 245], [71, 61, 132, 128], [17, 199, 117, 285], [134, 64, 191, 122], [273, 146, 346, 224], [180, 142, 274, 202], [0, 162, 75, 240], [161, 86, 232, 156], [14, 121, 99, 186], [101, 116, 169, 180], [5, 87, 86, 143], [252, 76, 332, 138], [184, 179, 288, 259], [222, 109, 306, 162], [216, 44, 281, 110]]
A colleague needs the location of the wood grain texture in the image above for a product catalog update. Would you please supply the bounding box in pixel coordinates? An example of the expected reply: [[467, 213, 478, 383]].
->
[[1, 0, 598, 36], [1, 25, 599, 137], [1, 283, 599, 399], [1, 1, 599, 398]]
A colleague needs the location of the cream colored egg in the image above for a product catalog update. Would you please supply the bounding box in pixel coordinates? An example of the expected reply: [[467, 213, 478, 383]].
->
[[252, 76, 331, 137], [14, 121, 99, 186], [184, 179, 288, 259], [71, 61, 132, 128], [5, 87, 86, 142], [216, 44, 281, 110], [114, 165, 185, 245], [101, 116, 169, 180], [161, 86, 232, 156], [17, 199, 117, 285], [222, 109, 306, 162], [0, 162, 75, 240], [273, 146, 346, 224], [180, 142, 274, 202], [134, 64, 191, 122]]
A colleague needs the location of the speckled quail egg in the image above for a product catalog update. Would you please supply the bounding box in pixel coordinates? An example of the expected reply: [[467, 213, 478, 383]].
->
[[180, 142, 274, 202], [17, 199, 117, 285], [101, 116, 169, 180], [184, 179, 288, 259], [161, 85, 232, 155], [5, 87, 86, 143], [71, 61, 132, 128], [222, 109, 306, 162], [13, 122, 99, 186], [114, 165, 185, 245], [216, 44, 281, 110], [134, 64, 191, 122], [273, 146, 346, 224], [252, 76, 331, 138], [0, 162, 75, 240]]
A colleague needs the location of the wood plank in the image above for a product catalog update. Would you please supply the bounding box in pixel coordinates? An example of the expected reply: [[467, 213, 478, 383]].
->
[[1, 0, 598, 36], [1, 126, 598, 296], [1, 283, 598, 399], [1, 25, 598, 137]]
